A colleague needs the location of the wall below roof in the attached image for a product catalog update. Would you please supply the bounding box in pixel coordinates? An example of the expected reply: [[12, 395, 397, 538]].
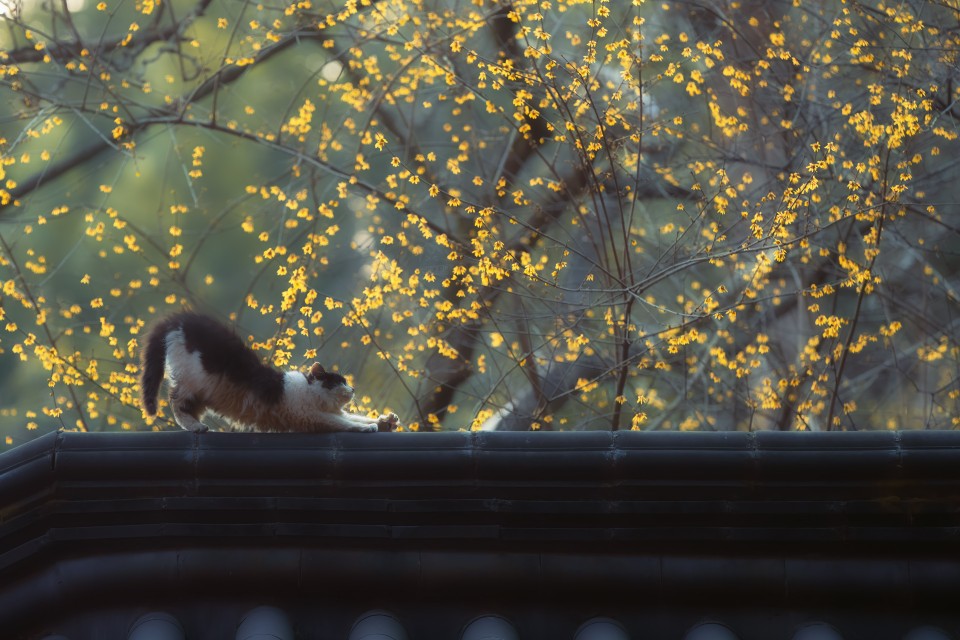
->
[[2, 430, 960, 639]]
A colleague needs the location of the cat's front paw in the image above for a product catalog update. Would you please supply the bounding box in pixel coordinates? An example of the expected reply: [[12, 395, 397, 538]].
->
[[377, 412, 400, 432]]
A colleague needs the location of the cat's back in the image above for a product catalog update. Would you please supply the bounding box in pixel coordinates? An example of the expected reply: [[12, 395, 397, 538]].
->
[[142, 312, 286, 425], [161, 312, 264, 376]]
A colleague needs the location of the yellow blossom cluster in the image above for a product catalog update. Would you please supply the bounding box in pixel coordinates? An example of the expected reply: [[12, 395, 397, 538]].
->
[[0, 0, 957, 439]]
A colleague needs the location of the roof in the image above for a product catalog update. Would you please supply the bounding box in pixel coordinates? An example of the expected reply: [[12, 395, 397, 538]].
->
[[2, 429, 960, 639]]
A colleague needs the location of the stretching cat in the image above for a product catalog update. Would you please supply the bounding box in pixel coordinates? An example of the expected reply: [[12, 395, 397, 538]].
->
[[140, 311, 398, 433]]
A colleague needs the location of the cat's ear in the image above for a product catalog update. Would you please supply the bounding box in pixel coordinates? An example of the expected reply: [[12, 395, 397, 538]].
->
[[307, 362, 325, 382]]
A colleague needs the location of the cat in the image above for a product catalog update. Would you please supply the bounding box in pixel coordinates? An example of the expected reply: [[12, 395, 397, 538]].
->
[[140, 311, 398, 433]]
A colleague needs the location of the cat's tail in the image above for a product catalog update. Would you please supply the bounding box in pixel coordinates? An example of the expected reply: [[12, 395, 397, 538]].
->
[[140, 315, 177, 416]]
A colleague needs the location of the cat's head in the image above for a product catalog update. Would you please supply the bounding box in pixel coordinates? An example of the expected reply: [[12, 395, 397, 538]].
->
[[305, 362, 354, 408]]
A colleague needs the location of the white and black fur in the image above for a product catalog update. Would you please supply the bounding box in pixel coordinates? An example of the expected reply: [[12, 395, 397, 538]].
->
[[140, 312, 397, 433]]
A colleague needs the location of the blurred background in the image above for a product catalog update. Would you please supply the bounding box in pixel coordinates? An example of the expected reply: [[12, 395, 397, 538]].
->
[[0, 0, 958, 442]]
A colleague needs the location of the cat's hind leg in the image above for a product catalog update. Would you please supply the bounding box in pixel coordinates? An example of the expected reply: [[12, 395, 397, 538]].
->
[[168, 388, 209, 433]]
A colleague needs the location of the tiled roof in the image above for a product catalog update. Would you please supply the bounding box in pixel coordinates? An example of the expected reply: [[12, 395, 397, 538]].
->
[[76, 608, 958, 639], [3, 430, 960, 639]]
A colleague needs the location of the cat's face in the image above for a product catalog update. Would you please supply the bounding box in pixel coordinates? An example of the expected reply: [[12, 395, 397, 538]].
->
[[306, 363, 354, 407]]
